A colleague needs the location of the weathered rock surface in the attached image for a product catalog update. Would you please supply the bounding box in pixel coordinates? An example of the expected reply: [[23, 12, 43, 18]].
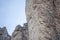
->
[[11, 25, 22, 40], [0, 27, 11, 40], [11, 23, 28, 40], [25, 0, 60, 40], [22, 23, 28, 40]]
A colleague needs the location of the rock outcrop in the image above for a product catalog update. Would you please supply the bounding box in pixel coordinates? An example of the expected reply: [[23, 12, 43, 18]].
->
[[25, 0, 60, 40], [0, 27, 11, 40], [11, 25, 22, 40], [22, 23, 28, 40], [11, 23, 28, 40]]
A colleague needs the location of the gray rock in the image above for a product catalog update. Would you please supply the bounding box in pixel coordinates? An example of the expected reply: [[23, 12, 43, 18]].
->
[[25, 0, 60, 40], [0, 27, 11, 40], [11, 25, 22, 40], [11, 23, 28, 40]]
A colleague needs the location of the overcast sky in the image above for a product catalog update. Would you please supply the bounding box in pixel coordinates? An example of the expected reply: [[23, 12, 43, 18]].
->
[[0, 0, 26, 35]]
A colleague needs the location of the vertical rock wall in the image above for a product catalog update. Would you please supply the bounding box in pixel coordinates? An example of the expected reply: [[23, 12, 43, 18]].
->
[[54, 0, 60, 40], [25, 0, 60, 40]]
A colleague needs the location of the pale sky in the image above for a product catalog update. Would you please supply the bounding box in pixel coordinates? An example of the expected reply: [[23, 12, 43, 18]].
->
[[0, 0, 26, 35]]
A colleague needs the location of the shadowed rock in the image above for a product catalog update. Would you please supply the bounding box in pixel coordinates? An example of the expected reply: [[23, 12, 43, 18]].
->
[[0, 27, 11, 40], [11, 23, 28, 40]]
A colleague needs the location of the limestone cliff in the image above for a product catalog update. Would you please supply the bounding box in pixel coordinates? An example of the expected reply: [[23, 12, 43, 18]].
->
[[25, 0, 60, 40]]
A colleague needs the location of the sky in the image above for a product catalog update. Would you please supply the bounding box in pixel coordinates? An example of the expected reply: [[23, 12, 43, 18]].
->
[[0, 0, 26, 35]]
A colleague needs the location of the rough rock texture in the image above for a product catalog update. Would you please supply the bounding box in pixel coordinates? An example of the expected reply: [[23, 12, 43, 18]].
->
[[0, 27, 11, 40], [25, 0, 60, 40], [22, 23, 29, 40], [11, 23, 28, 40], [11, 25, 22, 40]]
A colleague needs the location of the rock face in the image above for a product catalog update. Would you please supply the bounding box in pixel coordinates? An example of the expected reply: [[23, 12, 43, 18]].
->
[[0, 27, 11, 40], [26, 0, 60, 40], [11, 25, 22, 40], [22, 23, 29, 40], [11, 23, 28, 40]]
